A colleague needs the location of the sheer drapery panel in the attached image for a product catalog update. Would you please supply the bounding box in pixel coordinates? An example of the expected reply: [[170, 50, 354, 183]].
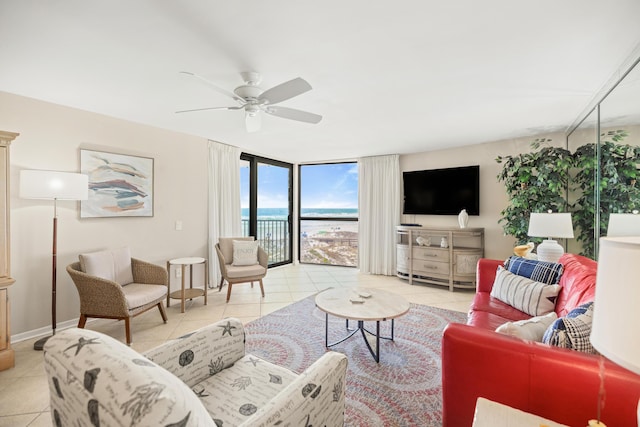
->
[[208, 141, 242, 287], [358, 154, 400, 275]]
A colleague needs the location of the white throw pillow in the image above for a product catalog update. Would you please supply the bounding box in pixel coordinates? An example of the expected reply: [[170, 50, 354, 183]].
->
[[79, 247, 134, 285], [496, 312, 558, 341], [490, 266, 561, 316], [232, 240, 259, 266]]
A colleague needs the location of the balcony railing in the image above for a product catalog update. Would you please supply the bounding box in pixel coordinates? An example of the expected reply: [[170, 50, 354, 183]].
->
[[241, 218, 359, 267], [242, 219, 290, 265]]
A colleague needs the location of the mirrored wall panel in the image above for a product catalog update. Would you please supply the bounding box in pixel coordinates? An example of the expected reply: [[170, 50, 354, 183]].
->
[[567, 57, 640, 259]]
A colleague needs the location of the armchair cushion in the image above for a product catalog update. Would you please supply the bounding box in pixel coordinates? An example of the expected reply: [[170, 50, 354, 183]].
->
[[197, 354, 298, 423], [226, 264, 267, 279], [232, 240, 259, 266], [122, 283, 169, 309], [79, 247, 134, 285]]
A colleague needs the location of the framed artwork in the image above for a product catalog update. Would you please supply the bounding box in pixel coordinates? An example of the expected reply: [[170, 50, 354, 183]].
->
[[80, 149, 154, 218]]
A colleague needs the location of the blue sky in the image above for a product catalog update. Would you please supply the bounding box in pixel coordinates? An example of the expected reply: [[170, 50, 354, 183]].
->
[[241, 162, 358, 209]]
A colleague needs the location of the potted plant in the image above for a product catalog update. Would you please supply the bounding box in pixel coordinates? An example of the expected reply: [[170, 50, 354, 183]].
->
[[496, 139, 573, 245]]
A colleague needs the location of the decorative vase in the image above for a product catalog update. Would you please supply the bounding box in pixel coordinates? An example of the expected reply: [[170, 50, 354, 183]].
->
[[440, 237, 448, 248], [458, 209, 469, 228]]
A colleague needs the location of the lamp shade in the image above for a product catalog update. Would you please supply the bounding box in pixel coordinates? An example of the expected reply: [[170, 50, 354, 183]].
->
[[527, 213, 574, 238], [591, 236, 640, 375], [20, 170, 88, 200], [607, 213, 640, 237]]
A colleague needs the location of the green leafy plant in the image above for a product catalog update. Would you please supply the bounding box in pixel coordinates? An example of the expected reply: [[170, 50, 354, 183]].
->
[[496, 138, 573, 245], [571, 130, 640, 258]]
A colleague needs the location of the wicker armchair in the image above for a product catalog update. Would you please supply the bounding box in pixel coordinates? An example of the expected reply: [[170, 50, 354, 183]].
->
[[66, 249, 168, 345], [216, 237, 268, 302]]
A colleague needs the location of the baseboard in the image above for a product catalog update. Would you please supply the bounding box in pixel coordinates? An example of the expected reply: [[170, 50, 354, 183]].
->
[[11, 317, 98, 344]]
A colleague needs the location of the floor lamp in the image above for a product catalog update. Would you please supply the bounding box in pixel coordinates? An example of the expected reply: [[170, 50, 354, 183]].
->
[[19, 170, 88, 351]]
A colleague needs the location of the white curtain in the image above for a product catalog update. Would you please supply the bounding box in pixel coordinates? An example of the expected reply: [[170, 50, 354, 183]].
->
[[358, 154, 401, 275], [208, 141, 242, 287]]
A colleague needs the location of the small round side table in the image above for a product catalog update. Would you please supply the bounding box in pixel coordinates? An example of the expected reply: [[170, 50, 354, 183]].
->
[[167, 257, 208, 313]]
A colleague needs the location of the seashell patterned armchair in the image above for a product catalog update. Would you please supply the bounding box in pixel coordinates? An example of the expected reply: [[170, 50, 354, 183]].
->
[[43, 317, 348, 427]]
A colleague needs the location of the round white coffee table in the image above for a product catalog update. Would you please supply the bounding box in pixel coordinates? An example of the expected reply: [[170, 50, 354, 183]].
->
[[315, 288, 410, 363]]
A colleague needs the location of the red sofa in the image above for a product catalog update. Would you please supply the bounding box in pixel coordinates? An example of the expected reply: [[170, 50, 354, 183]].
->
[[442, 253, 640, 427]]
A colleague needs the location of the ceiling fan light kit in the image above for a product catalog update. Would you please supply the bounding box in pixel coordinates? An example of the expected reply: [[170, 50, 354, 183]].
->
[[178, 71, 322, 132]]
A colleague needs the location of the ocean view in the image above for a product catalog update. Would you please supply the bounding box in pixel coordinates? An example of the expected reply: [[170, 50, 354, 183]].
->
[[241, 207, 358, 220], [241, 207, 359, 267]]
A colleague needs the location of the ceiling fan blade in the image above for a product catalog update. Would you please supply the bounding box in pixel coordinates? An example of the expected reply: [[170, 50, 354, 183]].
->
[[180, 71, 245, 104], [265, 106, 322, 124], [245, 112, 261, 133], [175, 106, 244, 114], [258, 77, 312, 105]]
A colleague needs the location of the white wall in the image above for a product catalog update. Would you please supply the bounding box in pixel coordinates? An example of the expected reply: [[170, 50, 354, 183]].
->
[[400, 133, 567, 260], [1, 91, 210, 337]]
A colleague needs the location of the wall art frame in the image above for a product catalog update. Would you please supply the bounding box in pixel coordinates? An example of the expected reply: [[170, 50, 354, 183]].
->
[[80, 149, 154, 218]]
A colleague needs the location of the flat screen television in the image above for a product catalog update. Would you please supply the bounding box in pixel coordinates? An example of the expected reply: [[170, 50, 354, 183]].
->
[[403, 165, 480, 215]]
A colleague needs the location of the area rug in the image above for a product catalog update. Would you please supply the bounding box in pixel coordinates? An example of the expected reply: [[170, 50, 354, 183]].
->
[[245, 295, 468, 427]]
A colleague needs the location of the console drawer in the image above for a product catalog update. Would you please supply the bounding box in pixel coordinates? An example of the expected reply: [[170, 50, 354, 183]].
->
[[413, 246, 449, 262], [413, 260, 450, 276]]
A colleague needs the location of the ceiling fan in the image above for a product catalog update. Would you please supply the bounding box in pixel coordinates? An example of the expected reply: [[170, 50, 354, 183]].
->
[[177, 71, 323, 132]]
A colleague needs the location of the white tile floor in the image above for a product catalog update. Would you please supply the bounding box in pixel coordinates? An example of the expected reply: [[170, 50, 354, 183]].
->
[[0, 263, 474, 427]]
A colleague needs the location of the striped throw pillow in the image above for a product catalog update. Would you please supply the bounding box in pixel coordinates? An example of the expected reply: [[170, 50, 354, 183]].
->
[[490, 266, 561, 316], [504, 256, 564, 285]]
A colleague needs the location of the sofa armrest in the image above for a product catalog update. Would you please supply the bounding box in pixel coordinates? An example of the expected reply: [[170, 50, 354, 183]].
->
[[476, 258, 503, 292], [442, 323, 640, 427], [144, 318, 246, 387], [244, 352, 348, 427]]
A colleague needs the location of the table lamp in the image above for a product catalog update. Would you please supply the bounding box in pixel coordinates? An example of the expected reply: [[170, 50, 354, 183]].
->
[[607, 212, 640, 236], [591, 236, 640, 426], [20, 170, 88, 350], [527, 212, 574, 263]]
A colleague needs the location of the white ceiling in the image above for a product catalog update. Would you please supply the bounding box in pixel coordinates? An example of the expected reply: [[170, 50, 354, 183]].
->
[[2, 1, 640, 163]]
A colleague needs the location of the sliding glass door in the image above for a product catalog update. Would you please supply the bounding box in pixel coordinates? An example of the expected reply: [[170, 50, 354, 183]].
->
[[241, 154, 292, 266]]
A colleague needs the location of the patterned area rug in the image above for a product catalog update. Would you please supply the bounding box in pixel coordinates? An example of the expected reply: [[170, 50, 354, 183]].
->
[[245, 295, 468, 427]]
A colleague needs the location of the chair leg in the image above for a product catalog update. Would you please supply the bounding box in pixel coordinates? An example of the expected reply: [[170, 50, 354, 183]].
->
[[157, 302, 168, 323], [226, 283, 233, 302], [78, 314, 87, 328], [259, 279, 265, 298], [219, 277, 225, 292], [125, 318, 132, 346]]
